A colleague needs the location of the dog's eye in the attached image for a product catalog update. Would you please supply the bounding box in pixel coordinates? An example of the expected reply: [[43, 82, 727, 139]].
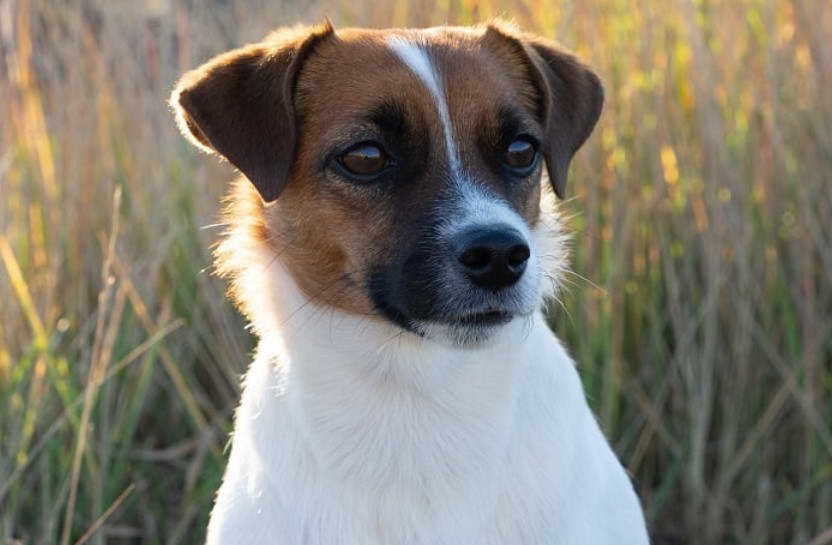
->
[[504, 138, 537, 173], [339, 143, 389, 177]]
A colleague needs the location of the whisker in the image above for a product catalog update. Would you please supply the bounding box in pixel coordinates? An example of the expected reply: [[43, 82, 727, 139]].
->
[[562, 269, 606, 295]]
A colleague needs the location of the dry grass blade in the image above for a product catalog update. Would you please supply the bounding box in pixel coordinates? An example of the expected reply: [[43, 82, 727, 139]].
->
[[0, 236, 47, 349], [73, 483, 136, 545], [60, 187, 122, 545]]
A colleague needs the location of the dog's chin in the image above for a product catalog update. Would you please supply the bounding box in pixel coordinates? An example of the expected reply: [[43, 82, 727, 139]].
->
[[409, 310, 534, 348]]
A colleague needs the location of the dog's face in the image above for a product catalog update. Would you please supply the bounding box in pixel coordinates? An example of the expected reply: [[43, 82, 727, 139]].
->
[[171, 22, 602, 345]]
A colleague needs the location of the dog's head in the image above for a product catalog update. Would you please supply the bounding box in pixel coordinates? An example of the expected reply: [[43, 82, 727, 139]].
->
[[170, 21, 602, 346]]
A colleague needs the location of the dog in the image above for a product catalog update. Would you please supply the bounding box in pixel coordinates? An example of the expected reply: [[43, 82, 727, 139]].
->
[[170, 20, 649, 545]]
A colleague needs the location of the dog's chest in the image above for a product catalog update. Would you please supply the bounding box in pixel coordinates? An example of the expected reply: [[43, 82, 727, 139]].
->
[[208, 321, 613, 544], [283, 449, 572, 545], [217, 385, 580, 545]]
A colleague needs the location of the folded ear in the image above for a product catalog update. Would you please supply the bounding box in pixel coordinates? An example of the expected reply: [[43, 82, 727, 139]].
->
[[170, 22, 334, 202], [484, 23, 604, 199]]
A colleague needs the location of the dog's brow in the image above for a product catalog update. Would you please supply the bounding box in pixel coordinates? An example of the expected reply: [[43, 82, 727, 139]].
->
[[366, 101, 408, 135], [496, 106, 541, 142], [386, 36, 461, 177], [497, 107, 524, 137]]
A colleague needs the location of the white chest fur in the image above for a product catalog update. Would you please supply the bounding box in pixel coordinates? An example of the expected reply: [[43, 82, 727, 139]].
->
[[205, 260, 648, 545]]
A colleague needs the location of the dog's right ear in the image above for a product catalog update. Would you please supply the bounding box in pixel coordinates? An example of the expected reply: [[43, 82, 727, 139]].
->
[[169, 22, 334, 202]]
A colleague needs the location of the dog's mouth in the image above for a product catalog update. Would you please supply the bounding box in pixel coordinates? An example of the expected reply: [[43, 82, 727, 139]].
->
[[423, 308, 521, 346], [450, 309, 514, 327]]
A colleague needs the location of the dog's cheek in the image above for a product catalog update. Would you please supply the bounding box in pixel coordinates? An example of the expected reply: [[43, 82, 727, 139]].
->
[[517, 175, 543, 228], [398, 242, 444, 320], [273, 178, 402, 316]]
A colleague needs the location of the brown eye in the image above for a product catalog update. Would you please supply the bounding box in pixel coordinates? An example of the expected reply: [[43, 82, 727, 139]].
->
[[504, 138, 537, 172], [339, 143, 389, 177]]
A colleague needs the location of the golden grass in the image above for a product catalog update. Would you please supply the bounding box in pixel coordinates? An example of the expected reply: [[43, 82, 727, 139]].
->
[[1, 0, 830, 543]]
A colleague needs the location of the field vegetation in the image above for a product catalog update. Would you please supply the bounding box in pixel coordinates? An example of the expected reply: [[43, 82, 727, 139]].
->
[[1, 0, 830, 543]]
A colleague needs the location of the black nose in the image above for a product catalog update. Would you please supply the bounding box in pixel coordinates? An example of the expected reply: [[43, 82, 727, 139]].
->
[[455, 227, 530, 290]]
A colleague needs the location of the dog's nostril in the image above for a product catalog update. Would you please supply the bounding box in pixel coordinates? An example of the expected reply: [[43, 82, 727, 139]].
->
[[459, 246, 492, 270], [508, 244, 530, 269]]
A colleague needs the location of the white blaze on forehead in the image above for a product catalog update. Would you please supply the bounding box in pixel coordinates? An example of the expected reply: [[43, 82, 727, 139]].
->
[[386, 35, 550, 316], [386, 36, 461, 176], [386, 36, 531, 253]]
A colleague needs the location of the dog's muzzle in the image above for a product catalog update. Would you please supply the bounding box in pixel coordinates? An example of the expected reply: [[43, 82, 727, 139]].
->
[[369, 218, 538, 341]]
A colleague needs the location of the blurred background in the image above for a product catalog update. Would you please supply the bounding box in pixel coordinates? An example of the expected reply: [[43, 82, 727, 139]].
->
[[1, 0, 830, 543]]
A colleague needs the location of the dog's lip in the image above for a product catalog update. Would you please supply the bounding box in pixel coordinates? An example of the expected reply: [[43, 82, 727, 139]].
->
[[448, 309, 514, 327]]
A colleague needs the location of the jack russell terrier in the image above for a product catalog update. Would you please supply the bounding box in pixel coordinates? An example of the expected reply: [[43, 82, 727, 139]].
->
[[170, 20, 649, 545]]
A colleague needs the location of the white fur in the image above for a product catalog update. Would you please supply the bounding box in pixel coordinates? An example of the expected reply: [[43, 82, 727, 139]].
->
[[206, 223, 649, 544], [387, 36, 461, 176]]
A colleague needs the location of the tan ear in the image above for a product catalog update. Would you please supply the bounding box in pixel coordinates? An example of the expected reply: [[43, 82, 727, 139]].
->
[[169, 22, 334, 202], [484, 23, 604, 199]]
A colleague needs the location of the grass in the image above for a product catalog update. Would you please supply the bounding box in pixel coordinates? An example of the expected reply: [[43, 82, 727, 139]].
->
[[1, 0, 830, 543]]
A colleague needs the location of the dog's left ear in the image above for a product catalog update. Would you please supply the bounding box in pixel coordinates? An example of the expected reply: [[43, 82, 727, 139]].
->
[[169, 22, 334, 202], [483, 23, 604, 199]]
